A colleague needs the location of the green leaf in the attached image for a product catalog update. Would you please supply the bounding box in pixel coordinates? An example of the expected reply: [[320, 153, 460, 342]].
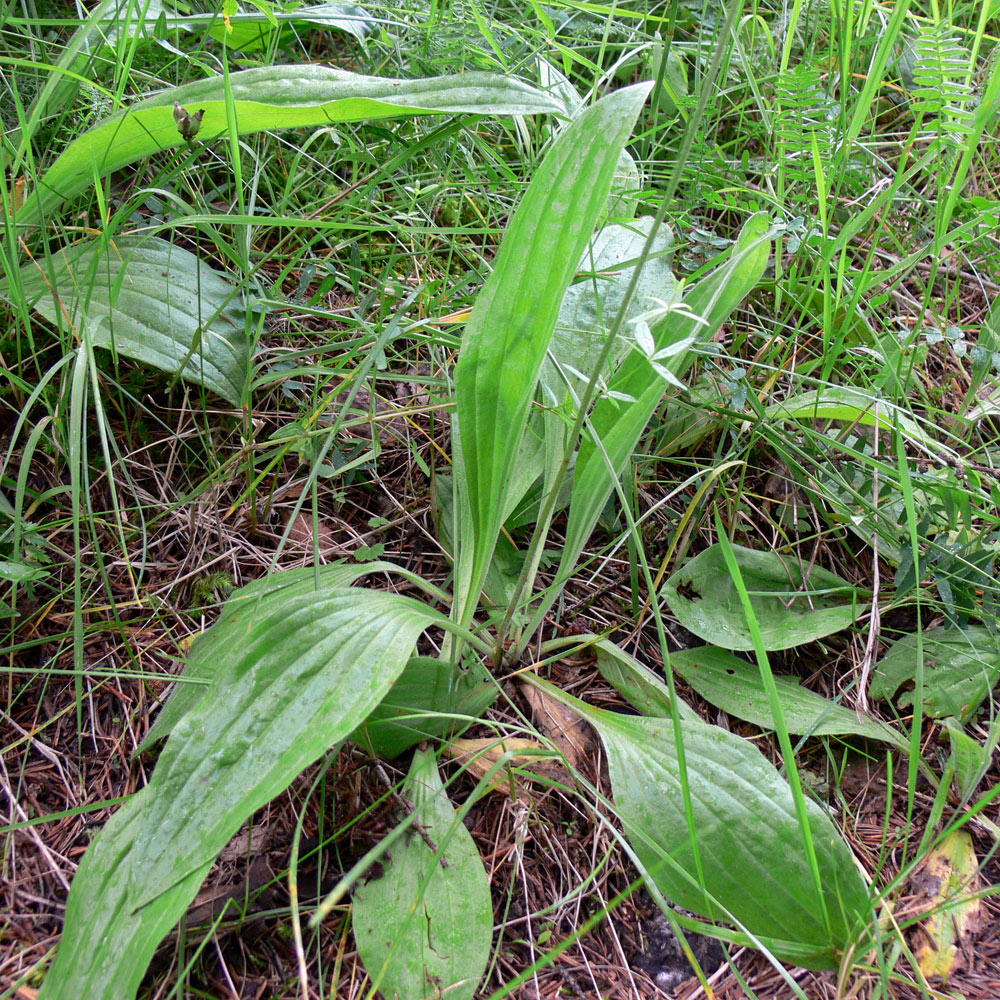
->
[[351, 655, 497, 759], [452, 82, 652, 623], [129, 588, 443, 908], [539, 217, 676, 407], [944, 717, 991, 801], [353, 748, 493, 1000], [526, 677, 872, 969], [500, 218, 677, 529], [662, 543, 862, 651], [592, 638, 699, 721], [0, 558, 48, 583], [41, 586, 445, 997], [605, 148, 641, 221], [10, 235, 247, 404], [556, 213, 771, 592], [210, 2, 375, 50], [433, 474, 529, 612], [35, 789, 213, 1000], [870, 626, 1000, 721], [14, 67, 564, 225], [765, 387, 942, 457], [601, 711, 870, 968], [138, 561, 403, 752], [476, 219, 676, 535], [670, 645, 909, 753]]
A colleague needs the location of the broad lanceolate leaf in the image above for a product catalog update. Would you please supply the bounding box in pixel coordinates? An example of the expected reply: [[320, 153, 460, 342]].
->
[[554, 213, 771, 595], [501, 219, 676, 530], [452, 83, 652, 625], [870, 626, 1000, 721], [535, 59, 640, 222], [130, 589, 441, 906], [137, 561, 414, 750], [662, 543, 862, 651], [670, 645, 910, 753], [526, 677, 871, 969], [597, 710, 871, 968], [11, 235, 247, 404], [36, 788, 212, 1000], [40, 585, 445, 999], [14, 67, 564, 225], [353, 748, 493, 1000], [486, 218, 675, 534]]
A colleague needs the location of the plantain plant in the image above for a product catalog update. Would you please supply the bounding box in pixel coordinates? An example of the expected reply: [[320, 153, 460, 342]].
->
[[23, 64, 880, 995], [3, 6, 885, 994]]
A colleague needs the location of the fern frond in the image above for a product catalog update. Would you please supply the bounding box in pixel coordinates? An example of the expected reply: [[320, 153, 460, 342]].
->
[[910, 19, 975, 140]]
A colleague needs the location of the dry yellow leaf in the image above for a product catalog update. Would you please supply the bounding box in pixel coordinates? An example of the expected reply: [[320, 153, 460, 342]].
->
[[519, 679, 593, 772], [445, 736, 559, 801], [284, 510, 338, 556], [9, 176, 26, 215], [912, 830, 984, 979]]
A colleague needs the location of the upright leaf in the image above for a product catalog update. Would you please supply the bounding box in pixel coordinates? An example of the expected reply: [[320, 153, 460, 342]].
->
[[353, 748, 493, 1000], [539, 218, 676, 407], [433, 473, 531, 611], [555, 213, 771, 592], [502, 219, 677, 529], [40, 586, 446, 998], [452, 82, 652, 623]]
